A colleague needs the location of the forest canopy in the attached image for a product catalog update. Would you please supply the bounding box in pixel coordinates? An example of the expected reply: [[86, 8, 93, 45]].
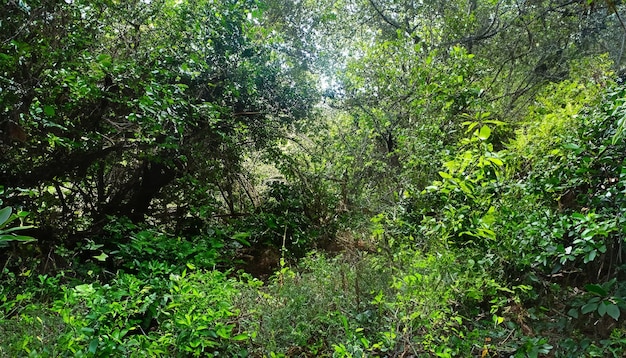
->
[[3, 0, 626, 356]]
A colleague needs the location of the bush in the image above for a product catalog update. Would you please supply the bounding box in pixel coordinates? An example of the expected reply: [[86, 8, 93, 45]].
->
[[0, 267, 251, 357]]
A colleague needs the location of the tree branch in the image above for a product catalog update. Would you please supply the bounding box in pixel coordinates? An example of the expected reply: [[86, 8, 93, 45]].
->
[[368, 0, 402, 31]]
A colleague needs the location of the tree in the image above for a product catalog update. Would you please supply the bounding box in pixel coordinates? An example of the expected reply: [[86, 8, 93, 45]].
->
[[263, 0, 626, 216], [0, 0, 317, 247]]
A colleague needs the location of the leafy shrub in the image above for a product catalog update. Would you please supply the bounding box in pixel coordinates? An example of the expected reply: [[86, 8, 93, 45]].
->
[[234, 181, 331, 257], [236, 252, 393, 356], [115, 229, 224, 273], [1, 265, 254, 357]]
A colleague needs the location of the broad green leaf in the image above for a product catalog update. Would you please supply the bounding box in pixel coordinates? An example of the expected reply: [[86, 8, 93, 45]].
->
[[0, 207, 11, 226], [585, 284, 608, 297], [567, 308, 579, 318], [477, 125, 491, 140], [88, 339, 99, 354], [480, 207, 496, 226], [606, 303, 621, 320], [232, 334, 249, 341], [585, 250, 597, 263], [598, 301, 607, 316], [581, 302, 599, 314], [438, 171, 453, 179]]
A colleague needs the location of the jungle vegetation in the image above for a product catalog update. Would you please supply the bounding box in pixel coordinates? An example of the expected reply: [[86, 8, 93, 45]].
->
[[3, 0, 626, 356]]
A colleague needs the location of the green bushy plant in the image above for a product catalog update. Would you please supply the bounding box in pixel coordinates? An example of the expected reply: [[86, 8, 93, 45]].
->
[[1, 265, 255, 357], [53, 273, 169, 356], [115, 229, 224, 272], [234, 181, 331, 257], [236, 252, 394, 356]]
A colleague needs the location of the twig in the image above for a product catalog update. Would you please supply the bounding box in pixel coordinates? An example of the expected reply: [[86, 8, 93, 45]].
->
[[501, 328, 515, 345]]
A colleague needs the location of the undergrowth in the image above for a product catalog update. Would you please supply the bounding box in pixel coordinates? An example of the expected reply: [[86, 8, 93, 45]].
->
[[3, 58, 626, 358]]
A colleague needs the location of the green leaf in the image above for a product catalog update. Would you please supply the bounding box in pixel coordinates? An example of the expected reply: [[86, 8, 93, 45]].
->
[[477, 125, 491, 141], [458, 181, 474, 195], [0, 207, 11, 226], [477, 228, 496, 240], [486, 157, 503, 166], [606, 303, 621, 321], [563, 143, 581, 151], [93, 252, 108, 261], [88, 339, 99, 354], [492, 315, 504, 325], [484, 119, 506, 126], [81, 327, 95, 334], [0, 225, 35, 234], [598, 301, 607, 316], [438, 171, 453, 179], [233, 232, 251, 245], [585, 284, 608, 297], [216, 326, 231, 339], [232, 334, 249, 341], [43, 105, 55, 116], [585, 250, 597, 263], [8, 235, 36, 243], [463, 121, 479, 133], [0, 234, 35, 243], [16, 211, 29, 218], [567, 308, 579, 318], [581, 302, 599, 314]]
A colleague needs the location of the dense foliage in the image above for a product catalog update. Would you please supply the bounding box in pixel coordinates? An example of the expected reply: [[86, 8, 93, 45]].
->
[[3, 0, 626, 356]]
